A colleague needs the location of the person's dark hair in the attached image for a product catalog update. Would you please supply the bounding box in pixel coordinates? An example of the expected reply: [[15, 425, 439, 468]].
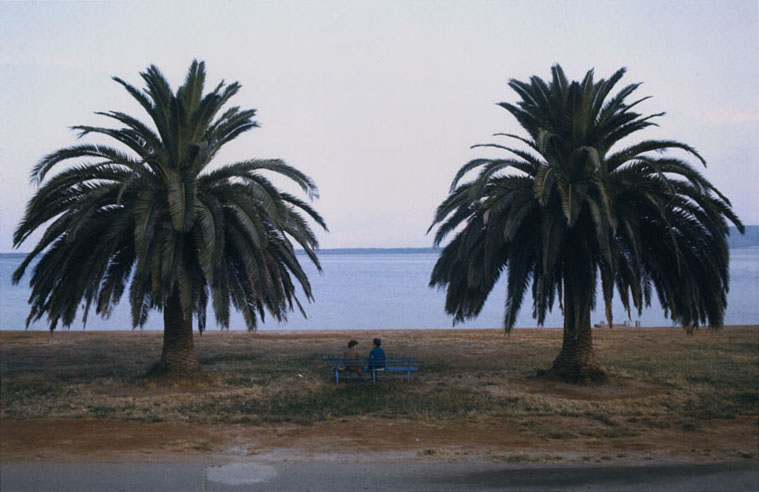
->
[[348, 340, 358, 348], [373, 338, 381, 347]]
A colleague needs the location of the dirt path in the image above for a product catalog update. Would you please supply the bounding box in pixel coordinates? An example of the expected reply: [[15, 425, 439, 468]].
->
[[2, 415, 756, 464]]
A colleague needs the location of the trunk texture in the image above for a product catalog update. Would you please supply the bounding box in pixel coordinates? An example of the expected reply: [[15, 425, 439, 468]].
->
[[155, 290, 200, 377], [546, 277, 607, 383]]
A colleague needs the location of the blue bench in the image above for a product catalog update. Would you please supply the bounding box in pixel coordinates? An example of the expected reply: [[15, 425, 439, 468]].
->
[[329, 356, 419, 384]]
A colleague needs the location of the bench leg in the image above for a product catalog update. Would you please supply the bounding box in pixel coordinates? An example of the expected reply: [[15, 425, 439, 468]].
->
[[372, 369, 376, 384], [335, 368, 339, 385]]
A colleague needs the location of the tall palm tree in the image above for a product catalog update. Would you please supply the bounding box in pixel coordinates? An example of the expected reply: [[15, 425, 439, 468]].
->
[[13, 60, 327, 377], [429, 65, 743, 383]]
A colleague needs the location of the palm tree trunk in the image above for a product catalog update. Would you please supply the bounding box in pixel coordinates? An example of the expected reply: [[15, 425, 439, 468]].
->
[[155, 289, 200, 377], [547, 279, 607, 383]]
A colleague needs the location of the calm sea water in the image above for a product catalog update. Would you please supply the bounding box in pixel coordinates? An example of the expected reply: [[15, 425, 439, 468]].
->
[[1, 249, 757, 331]]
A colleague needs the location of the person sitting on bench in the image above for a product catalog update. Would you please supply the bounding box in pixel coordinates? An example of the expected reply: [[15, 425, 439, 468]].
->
[[342, 339, 362, 374], [368, 338, 386, 373]]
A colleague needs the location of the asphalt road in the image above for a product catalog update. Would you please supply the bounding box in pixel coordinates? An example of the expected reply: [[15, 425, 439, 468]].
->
[[1, 459, 757, 492]]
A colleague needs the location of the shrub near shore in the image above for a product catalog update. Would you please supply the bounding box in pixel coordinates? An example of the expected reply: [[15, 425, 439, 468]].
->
[[1, 327, 757, 460]]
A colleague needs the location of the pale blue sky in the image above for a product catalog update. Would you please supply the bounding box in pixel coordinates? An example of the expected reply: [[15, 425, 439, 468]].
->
[[1, 0, 757, 251]]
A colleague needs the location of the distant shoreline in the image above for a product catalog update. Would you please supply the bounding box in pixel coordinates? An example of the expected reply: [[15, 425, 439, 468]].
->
[[0, 248, 444, 257], [3, 245, 759, 257], [3, 223, 757, 256]]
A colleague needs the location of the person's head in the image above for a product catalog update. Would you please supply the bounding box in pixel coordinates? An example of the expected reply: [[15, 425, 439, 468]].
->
[[373, 338, 381, 347], [348, 340, 358, 348]]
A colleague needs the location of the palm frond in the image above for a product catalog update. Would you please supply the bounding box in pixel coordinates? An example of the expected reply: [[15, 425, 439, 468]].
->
[[429, 64, 740, 335], [15, 61, 327, 334]]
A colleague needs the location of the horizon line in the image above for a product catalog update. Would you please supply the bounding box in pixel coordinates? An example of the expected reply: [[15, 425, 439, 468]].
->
[[2, 224, 756, 255], [0, 246, 443, 255]]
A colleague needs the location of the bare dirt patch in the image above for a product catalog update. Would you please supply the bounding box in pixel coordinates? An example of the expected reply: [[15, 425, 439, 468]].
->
[[2, 415, 756, 464], [521, 375, 670, 401]]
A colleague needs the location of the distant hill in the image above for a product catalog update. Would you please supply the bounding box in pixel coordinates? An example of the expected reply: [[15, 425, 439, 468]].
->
[[4, 228, 757, 257], [309, 229, 759, 254], [728, 225, 759, 248], [316, 247, 440, 255]]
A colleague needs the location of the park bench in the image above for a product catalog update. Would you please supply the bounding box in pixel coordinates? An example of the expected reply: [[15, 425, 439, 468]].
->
[[329, 356, 419, 384]]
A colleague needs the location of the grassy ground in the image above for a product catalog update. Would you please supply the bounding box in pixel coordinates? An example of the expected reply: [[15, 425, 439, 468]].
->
[[1, 326, 757, 462]]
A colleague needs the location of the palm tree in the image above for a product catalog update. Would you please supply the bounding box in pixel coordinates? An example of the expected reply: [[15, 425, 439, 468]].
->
[[13, 60, 327, 377], [429, 65, 743, 383]]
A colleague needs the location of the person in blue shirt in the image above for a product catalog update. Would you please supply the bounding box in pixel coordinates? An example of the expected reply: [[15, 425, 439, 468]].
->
[[368, 338, 386, 371]]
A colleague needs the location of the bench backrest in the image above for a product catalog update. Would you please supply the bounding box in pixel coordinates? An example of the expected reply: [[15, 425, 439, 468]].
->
[[330, 356, 419, 368]]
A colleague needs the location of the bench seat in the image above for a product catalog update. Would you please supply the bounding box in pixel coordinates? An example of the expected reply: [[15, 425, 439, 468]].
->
[[329, 356, 419, 384]]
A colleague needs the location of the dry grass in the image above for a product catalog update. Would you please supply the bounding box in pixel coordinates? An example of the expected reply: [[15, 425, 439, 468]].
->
[[1, 326, 757, 462]]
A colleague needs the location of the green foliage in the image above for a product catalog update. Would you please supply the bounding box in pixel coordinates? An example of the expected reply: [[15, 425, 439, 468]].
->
[[429, 65, 743, 332], [13, 60, 327, 333]]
